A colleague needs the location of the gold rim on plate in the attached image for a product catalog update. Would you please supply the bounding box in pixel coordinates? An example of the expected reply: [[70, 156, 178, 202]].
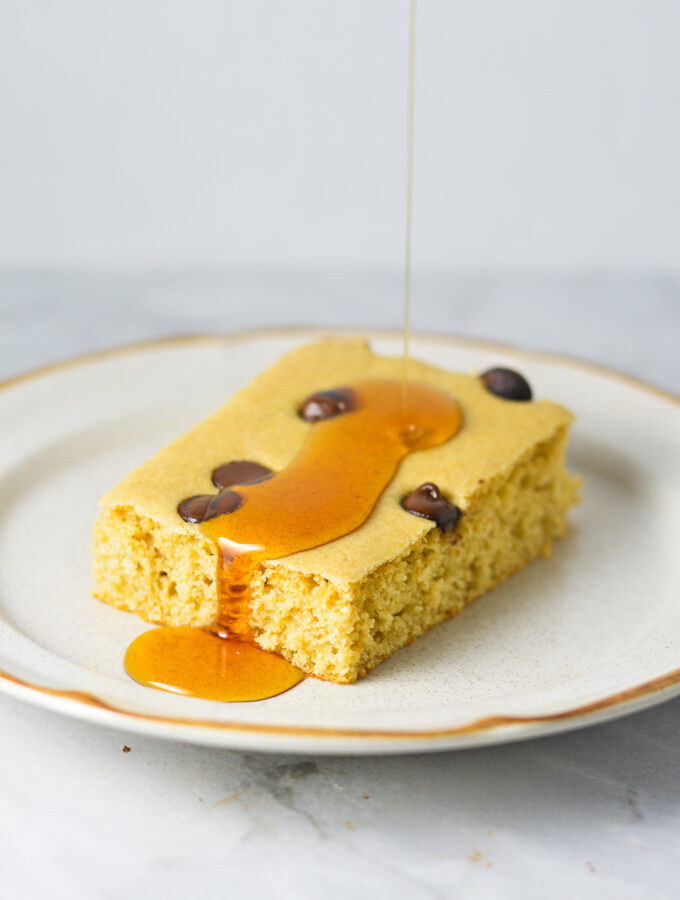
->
[[1, 328, 678, 746]]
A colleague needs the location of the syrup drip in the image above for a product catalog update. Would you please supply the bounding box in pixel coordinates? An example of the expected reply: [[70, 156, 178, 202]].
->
[[124, 380, 462, 701], [402, 0, 416, 415]]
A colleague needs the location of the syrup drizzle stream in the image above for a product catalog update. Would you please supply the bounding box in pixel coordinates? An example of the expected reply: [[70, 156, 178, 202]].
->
[[125, 380, 462, 701], [402, 0, 416, 417]]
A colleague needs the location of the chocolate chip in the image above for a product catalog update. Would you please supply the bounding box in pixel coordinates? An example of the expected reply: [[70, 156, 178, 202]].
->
[[401, 483, 461, 532], [177, 494, 214, 523], [212, 460, 273, 490], [203, 489, 243, 521], [299, 387, 356, 423], [480, 368, 532, 401]]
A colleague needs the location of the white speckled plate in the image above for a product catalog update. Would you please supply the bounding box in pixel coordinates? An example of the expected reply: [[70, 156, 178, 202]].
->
[[0, 329, 679, 755]]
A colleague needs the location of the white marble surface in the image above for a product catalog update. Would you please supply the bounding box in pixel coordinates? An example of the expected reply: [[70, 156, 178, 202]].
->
[[1, 272, 679, 899]]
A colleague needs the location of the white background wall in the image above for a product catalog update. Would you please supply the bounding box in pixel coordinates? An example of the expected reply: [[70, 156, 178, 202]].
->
[[1, 0, 679, 272]]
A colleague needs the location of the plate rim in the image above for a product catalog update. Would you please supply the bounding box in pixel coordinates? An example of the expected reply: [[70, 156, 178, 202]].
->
[[1, 326, 679, 751]]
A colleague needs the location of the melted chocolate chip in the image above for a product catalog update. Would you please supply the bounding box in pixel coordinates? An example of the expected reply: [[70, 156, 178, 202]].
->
[[178, 463, 269, 524], [177, 494, 214, 523], [299, 387, 356, 423], [203, 489, 243, 521], [212, 460, 273, 490], [401, 483, 461, 532], [481, 367, 532, 401]]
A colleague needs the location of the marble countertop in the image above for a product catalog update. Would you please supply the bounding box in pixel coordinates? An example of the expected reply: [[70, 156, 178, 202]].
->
[[1, 271, 679, 899]]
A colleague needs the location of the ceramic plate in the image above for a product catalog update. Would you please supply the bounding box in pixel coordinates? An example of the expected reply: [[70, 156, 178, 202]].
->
[[0, 329, 679, 755]]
